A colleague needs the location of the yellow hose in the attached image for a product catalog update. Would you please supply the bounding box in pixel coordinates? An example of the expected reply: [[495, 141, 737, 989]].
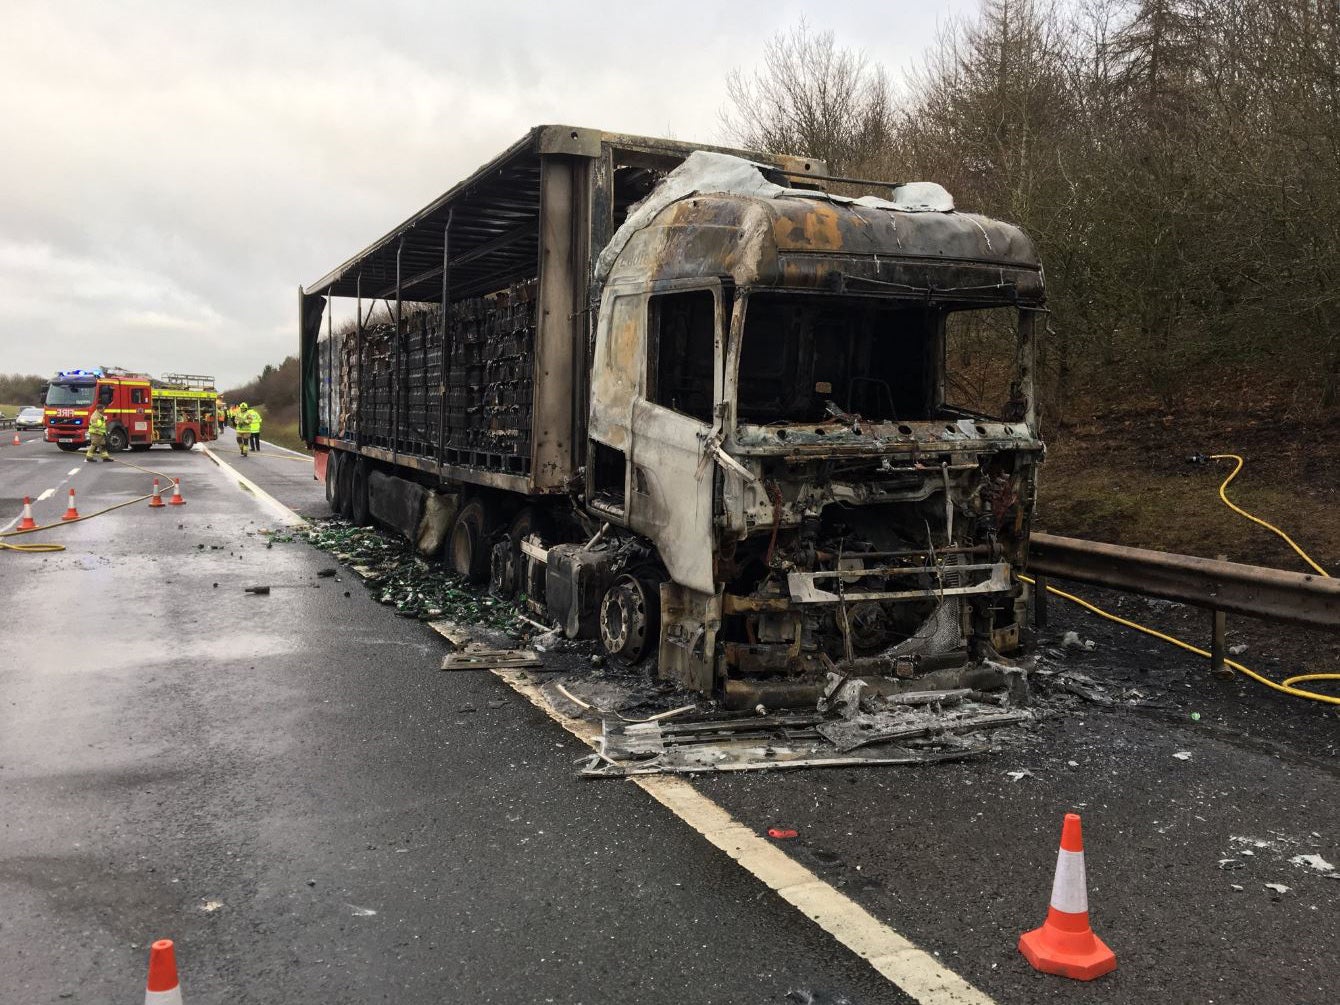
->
[[1, 493, 154, 553], [1024, 454, 1339, 706], [1208, 453, 1328, 577]]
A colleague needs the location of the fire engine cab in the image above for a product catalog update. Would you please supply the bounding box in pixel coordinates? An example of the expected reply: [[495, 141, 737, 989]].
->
[[44, 368, 220, 452]]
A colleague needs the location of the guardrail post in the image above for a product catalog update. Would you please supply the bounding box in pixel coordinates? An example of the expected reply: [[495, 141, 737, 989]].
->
[[1210, 609, 1228, 678], [1033, 575, 1049, 631]]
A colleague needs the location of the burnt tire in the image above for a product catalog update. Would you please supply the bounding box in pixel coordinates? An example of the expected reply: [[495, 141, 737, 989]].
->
[[448, 498, 492, 583], [325, 453, 343, 513], [599, 573, 662, 665], [489, 507, 553, 599], [349, 458, 371, 526], [337, 453, 356, 519]]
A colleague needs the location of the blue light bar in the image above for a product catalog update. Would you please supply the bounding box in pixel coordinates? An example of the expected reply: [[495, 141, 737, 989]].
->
[[56, 368, 102, 379]]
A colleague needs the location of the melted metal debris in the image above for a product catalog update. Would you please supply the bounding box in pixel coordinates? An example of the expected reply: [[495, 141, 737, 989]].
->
[[554, 668, 1039, 778]]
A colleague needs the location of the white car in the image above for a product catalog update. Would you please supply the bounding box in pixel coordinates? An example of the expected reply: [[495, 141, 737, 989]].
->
[[15, 406, 44, 430]]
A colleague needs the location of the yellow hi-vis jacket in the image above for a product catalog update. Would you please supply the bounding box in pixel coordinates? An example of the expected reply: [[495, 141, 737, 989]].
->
[[88, 411, 107, 436], [241, 409, 260, 434]]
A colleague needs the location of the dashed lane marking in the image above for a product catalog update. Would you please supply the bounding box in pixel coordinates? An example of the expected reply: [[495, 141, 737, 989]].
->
[[36, 488, 54, 501], [238, 478, 996, 1004], [68, 467, 80, 476]]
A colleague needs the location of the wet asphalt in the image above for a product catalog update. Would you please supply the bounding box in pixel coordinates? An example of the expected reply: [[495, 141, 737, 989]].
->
[[2, 431, 1336, 1004], [0, 434, 900, 1005]]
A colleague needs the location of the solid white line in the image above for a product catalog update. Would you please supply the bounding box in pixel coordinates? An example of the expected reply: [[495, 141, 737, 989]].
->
[[469, 655, 996, 1005], [199, 445, 307, 528], [258, 439, 312, 459], [36, 488, 55, 501]]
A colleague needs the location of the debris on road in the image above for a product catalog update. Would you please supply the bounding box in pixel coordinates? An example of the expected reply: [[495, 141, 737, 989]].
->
[[566, 668, 1036, 777], [245, 585, 271, 595], [768, 828, 799, 840], [441, 648, 543, 671], [1288, 853, 1335, 873], [278, 520, 528, 631], [1173, 751, 1193, 760], [1264, 882, 1291, 895]]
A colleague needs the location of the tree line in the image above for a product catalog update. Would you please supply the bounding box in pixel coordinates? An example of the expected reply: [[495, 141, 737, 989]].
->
[[0, 373, 47, 404], [724, 2, 1340, 420]]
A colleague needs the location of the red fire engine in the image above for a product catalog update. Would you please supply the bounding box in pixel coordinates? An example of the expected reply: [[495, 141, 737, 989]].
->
[[44, 368, 221, 452]]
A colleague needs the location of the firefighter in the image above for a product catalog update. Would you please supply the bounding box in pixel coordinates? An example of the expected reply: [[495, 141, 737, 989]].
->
[[85, 404, 112, 462], [247, 404, 262, 452], [235, 401, 251, 457]]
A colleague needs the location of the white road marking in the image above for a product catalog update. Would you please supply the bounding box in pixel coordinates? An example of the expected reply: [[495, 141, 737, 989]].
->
[[68, 467, 80, 476], [200, 445, 307, 528], [36, 488, 54, 501], [459, 643, 997, 1005], [235, 476, 995, 1004]]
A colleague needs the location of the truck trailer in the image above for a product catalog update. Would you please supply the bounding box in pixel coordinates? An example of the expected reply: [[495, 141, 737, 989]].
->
[[301, 125, 1045, 707]]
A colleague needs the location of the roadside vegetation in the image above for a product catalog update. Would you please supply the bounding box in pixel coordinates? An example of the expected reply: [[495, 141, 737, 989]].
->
[[723, 3, 1340, 570], [0, 373, 46, 406], [223, 356, 307, 452]]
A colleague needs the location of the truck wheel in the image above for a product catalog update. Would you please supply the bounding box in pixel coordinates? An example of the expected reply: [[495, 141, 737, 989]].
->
[[326, 453, 343, 512], [180, 429, 197, 450], [106, 427, 129, 452], [489, 507, 552, 598], [338, 454, 356, 519], [599, 573, 662, 665], [350, 459, 371, 526], [448, 499, 492, 583]]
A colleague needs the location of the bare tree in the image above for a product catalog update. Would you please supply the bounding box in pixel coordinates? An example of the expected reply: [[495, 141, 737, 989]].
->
[[721, 21, 895, 175]]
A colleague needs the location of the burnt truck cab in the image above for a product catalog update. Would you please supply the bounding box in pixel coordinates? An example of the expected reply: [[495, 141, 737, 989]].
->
[[585, 157, 1044, 703]]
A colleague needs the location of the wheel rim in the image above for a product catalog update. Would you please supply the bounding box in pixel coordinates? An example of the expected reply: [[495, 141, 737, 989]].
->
[[599, 575, 659, 663]]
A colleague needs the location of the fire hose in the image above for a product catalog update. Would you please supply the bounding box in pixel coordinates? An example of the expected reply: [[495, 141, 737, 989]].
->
[[1020, 453, 1339, 706]]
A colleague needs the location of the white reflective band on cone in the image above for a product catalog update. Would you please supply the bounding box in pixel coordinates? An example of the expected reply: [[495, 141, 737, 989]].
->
[[145, 986, 183, 1004], [1049, 848, 1089, 914]]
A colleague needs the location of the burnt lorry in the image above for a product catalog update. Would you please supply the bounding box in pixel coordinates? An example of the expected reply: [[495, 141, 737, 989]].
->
[[301, 125, 1045, 708]]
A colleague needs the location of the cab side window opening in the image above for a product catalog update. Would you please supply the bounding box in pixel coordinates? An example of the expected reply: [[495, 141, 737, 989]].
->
[[942, 307, 1020, 421], [648, 290, 715, 424], [98, 385, 115, 406], [131, 388, 147, 404]]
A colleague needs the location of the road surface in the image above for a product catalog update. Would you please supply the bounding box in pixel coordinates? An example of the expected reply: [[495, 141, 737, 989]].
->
[[1, 430, 1336, 1003]]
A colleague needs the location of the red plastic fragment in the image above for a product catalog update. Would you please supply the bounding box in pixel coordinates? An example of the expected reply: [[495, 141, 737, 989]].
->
[[767, 828, 799, 840]]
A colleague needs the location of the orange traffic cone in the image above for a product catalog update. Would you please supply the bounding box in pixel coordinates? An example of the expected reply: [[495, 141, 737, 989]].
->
[[60, 488, 80, 521], [144, 938, 183, 1003], [168, 478, 186, 506], [1018, 813, 1117, 980], [17, 497, 37, 530], [149, 479, 165, 508], [10, 432, 19, 446]]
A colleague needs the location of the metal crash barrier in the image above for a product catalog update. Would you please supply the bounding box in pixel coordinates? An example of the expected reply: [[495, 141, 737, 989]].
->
[[1027, 531, 1340, 673]]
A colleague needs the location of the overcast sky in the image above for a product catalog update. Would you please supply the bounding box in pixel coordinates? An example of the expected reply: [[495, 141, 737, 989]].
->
[[0, 0, 976, 390]]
